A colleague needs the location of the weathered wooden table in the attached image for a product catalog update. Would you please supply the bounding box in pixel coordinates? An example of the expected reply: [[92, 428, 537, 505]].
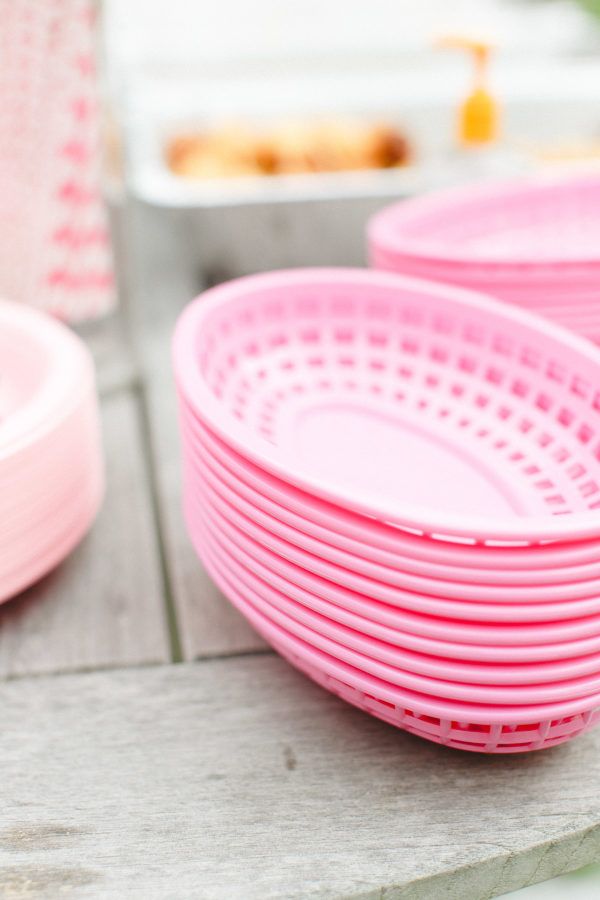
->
[[2, 202, 600, 900]]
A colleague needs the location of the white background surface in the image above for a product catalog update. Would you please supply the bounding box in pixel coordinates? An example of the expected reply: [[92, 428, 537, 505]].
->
[[103, 0, 596, 73]]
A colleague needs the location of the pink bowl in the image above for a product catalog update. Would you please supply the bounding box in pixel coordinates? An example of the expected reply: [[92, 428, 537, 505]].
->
[[174, 268, 600, 544]]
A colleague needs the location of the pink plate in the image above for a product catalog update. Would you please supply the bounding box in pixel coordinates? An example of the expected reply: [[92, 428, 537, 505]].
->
[[0, 400, 100, 531], [0, 302, 104, 604], [174, 268, 600, 544], [0, 300, 94, 459]]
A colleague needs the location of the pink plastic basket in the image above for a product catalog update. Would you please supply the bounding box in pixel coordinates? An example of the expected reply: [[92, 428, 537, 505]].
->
[[199, 543, 600, 708], [187, 478, 600, 625], [199, 510, 600, 689], [186, 431, 600, 605], [188, 489, 600, 665], [183, 408, 600, 571], [198, 536, 600, 754], [174, 268, 600, 544], [186, 415, 600, 586], [185, 482, 600, 648], [368, 173, 600, 343], [368, 173, 600, 274], [175, 268, 600, 752]]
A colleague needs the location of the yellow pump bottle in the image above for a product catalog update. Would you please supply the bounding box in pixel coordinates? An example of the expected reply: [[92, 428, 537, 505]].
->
[[431, 36, 529, 185], [439, 36, 498, 147]]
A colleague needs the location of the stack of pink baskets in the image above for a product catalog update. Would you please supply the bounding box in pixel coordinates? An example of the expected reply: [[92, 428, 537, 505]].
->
[[368, 173, 600, 344], [174, 267, 600, 754], [0, 301, 104, 603]]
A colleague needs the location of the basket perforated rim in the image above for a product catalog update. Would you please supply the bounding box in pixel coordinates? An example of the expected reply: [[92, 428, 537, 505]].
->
[[173, 267, 600, 543], [368, 172, 600, 270]]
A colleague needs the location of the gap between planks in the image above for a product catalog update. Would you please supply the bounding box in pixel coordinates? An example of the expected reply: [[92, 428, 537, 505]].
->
[[121, 199, 268, 660]]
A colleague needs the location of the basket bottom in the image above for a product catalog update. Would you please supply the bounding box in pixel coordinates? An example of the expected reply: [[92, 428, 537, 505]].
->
[[287, 403, 527, 520], [197, 537, 600, 754], [270, 638, 600, 754]]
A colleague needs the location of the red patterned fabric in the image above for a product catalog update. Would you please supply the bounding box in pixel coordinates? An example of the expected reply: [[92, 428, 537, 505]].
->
[[0, 0, 114, 321]]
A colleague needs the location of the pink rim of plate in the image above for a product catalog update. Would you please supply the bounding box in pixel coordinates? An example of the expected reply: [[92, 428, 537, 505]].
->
[[0, 454, 99, 549], [369, 250, 600, 336], [370, 245, 600, 289], [180, 407, 600, 572], [173, 267, 600, 544], [188, 478, 600, 624], [186, 432, 600, 602], [0, 387, 95, 478], [0, 436, 103, 562], [0, 412, 104, 567], [0, 300, 95, 461], [200, 513, 600, 687], [197, 535, 600, 726], [0, 397, 101, 534], [365, 260, 600, 294], [0, 466, 104, 603], [367, 172, 600, 271]]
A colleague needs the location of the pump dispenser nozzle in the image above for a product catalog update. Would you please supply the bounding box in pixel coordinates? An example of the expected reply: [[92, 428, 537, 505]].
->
[[437, 36, 498, 146]]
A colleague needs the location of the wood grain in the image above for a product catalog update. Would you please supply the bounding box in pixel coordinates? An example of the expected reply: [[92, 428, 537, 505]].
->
[[123, 200, 267, 659], [0, 655, 599, 899], [0, 390, 170, 676]]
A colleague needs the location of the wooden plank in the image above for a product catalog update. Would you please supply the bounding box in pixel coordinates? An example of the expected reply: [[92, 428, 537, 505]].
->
[[0, 389, 170, 677], [0, 655, 599, 899], [122, 200, 267, 659]]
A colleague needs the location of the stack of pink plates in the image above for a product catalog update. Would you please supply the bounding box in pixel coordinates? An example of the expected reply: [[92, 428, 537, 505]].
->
[[174, 268, 600, 753], [0, 301, 104, 603], [368, 173, 600, 344]]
